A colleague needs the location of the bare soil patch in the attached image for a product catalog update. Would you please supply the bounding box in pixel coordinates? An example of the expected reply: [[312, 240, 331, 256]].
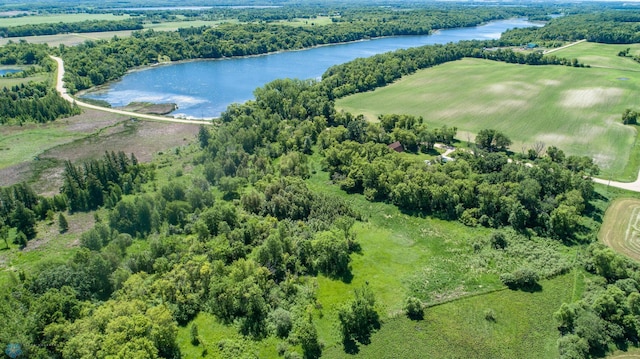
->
[[121, 102, 178, 115], [561, 87, 623, 108]]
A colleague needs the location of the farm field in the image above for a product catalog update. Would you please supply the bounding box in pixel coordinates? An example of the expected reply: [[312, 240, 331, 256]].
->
[[549, 41, 640, 71], [336, 51, 640, 180], [598, 198, 640, 261], [0, 13, 131, 27]]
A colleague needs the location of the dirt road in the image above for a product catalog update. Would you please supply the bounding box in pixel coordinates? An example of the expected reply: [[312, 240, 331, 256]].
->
[[50, 55, 212, 125]]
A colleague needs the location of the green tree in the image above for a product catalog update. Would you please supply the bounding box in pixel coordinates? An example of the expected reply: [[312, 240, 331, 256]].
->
[[10, 202, 37, 239], [58, 213, 69, 233], [404, 296, 423, 320], [338, 285, 380, 349]]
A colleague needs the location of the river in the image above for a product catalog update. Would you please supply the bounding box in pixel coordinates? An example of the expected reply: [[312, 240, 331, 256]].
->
[[82, 18, 541, 119]]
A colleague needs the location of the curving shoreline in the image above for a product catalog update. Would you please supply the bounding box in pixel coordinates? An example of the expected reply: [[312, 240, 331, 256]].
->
[[50, 55, 213, 125]]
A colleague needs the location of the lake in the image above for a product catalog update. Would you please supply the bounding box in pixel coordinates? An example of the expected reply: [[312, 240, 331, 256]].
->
[[0, 69, 21, 76], [82, 18, 541, 118]]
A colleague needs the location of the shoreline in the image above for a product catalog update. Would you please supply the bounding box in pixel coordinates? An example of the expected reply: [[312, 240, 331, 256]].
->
[[78, 17, 536, 115]]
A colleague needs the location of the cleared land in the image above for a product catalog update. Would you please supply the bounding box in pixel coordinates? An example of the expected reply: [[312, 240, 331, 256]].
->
[[336, 53, 640, 179], [599, 198, 640, 261]]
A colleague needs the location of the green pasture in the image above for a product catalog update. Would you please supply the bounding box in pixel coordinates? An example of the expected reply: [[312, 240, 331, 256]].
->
[[0, 14, 131, 27], [336, 56, 640, 179]]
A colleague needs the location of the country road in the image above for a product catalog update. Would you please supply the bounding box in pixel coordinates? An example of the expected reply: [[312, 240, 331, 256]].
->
[[50, 55, 212, 126], [542, 39, 586, 54]]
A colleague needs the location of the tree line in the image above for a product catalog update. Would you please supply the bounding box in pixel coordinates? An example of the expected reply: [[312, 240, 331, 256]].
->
[[500, 11, 640, 46]]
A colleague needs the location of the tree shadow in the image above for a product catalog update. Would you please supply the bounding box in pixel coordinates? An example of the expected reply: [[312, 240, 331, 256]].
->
[[506, 282, 542, 293], [342, 338, 360, 355]]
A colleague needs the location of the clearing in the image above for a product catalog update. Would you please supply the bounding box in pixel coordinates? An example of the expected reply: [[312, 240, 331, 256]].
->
[[599, 198, 640, 261]]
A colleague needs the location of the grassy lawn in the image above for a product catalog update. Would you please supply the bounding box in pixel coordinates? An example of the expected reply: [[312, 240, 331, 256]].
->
[[0, 14, 131, 27], [336, 56, 640, 179]]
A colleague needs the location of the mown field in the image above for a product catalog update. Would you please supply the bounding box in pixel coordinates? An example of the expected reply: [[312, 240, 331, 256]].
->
[[599, 198, 640, 261], [336, 43, 640, 180]]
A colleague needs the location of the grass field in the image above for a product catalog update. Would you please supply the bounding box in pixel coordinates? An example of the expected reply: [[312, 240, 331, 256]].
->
[[323, 273, 580, 358], [336, 46, 640, 180], [0, 14, 131, 27], [598, 198, 640, 261]]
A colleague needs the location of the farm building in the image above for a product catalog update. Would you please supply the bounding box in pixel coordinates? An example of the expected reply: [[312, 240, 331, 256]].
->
[[388, 141, 404, 152]]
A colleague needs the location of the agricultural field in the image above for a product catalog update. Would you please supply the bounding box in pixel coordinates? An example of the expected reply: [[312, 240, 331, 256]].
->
[[598, 198, 640, 261], [0, 13, 131, 27], [336, 44, 640, 180]]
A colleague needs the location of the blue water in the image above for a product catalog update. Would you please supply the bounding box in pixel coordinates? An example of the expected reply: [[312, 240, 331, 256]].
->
[[83, 18, 540, 118], [0, 69, 21, 76]]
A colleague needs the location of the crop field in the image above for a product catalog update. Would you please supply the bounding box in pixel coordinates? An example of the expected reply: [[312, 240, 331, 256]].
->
[[599, 198, 640, 261], [0, 13, 131, 27], [336, 49, 640, 179]]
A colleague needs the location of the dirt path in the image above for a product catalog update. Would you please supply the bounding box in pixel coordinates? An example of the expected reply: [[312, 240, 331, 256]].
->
[[50, 55, 213, 125], [592, 171, 640, 192], [542, 39, 586, 54]]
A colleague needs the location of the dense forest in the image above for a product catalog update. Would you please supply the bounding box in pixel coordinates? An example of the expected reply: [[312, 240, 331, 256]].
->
[[2, 5, 640, 358]]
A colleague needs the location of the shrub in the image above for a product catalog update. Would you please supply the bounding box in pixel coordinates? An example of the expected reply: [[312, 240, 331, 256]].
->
[[500, 267, 540, 289], [484, 308, 496, 322], [404, 296, 424, 320]]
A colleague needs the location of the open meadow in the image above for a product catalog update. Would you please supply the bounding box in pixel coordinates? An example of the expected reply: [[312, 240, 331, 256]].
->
[[0, 108, 199, 194], [336, 43, 640, 180]]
